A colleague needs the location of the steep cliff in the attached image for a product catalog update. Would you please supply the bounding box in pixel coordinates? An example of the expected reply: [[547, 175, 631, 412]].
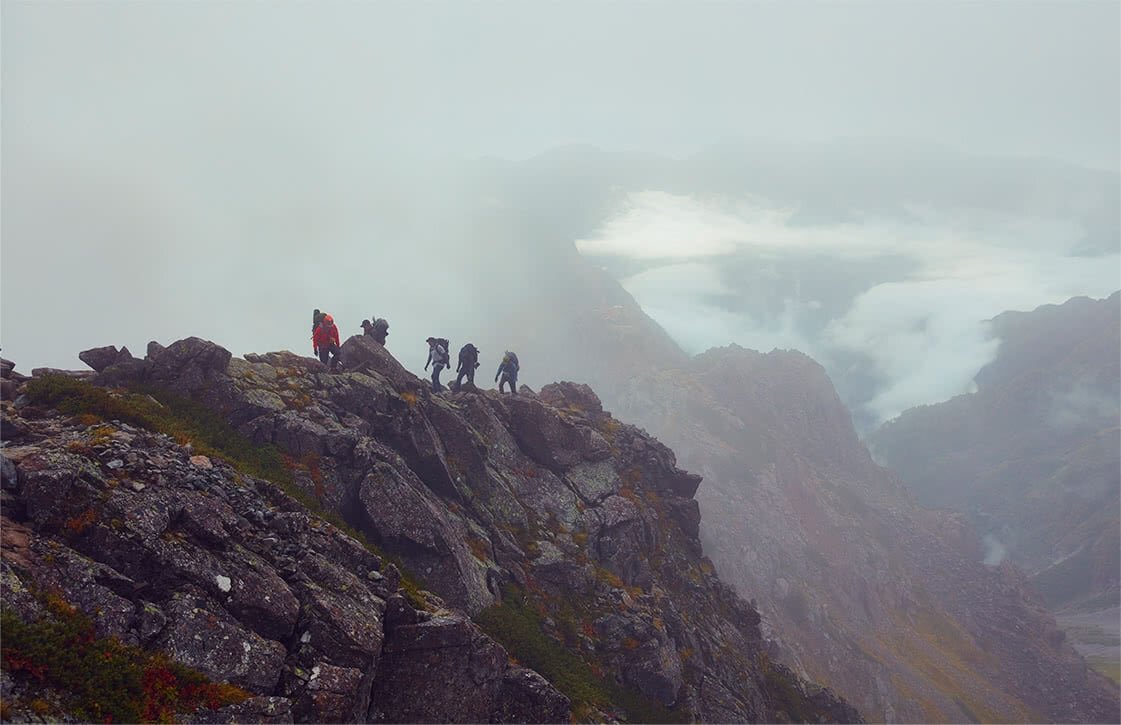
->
[[610, 346, 1120, 723], [0, 338, 856, 723]]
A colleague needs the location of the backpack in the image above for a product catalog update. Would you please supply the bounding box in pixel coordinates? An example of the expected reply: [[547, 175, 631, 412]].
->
[[373, 318, 389, 333], [312, 309, 325, 333], [503, 352, 520, 373], [435, 338, 450, 365], [459, 344, 478, 364]]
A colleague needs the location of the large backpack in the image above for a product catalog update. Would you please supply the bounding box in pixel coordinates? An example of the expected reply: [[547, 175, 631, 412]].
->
[[435, 338, 450, 365], [503, 351, 520, 373], [459, 344, 478, 365]]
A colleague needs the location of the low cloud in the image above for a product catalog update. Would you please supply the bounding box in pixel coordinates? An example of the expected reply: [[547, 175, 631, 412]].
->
[[1048, 380, 1121, 432], [983, 534, 1008, 567], [578, 191, 1121, 424]]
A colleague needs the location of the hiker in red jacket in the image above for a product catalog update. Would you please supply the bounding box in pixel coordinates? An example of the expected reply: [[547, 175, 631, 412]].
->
[[313, 314, 341, 371]]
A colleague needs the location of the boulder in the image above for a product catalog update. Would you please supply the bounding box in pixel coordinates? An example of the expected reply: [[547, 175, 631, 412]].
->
[[494, 667, 571, 723], [157, 593, 287, 693], [79, 345, 121, 373], [146, 337, 233, 394], [539, 381, 605, 416], [337, 335, 421, 391]]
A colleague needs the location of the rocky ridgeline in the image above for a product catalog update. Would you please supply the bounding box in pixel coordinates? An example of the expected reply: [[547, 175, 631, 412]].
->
[[0, 337, 859, 723]]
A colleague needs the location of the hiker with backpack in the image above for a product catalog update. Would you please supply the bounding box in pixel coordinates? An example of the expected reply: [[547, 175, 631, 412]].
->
[[313, 314, 341, 372], [454, 343, 480, 390], [424, 337, 450, 392], [370, 317, 389, 345], [361, 317, 388, 345], [495, 351, 519, 394]]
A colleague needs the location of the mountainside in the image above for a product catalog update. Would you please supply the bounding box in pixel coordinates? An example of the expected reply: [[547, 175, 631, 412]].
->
[[608, 345, 1119, 723], [869, 292, 1120, 609], [0, 337, 857, 723], [868, 292, 1121, 683]]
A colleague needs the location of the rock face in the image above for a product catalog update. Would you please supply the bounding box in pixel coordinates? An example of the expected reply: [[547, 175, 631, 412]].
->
[[1, 381, 569, 723], [610, 345, 1121, 723], [2, 340, 858, 723]]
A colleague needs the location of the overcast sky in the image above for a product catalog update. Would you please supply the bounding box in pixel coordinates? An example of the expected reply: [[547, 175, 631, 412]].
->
[[3, 0, 1119, 392]]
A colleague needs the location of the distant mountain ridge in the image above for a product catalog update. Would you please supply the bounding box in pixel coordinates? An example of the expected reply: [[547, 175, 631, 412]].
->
[[869, 292, 1121, 615]]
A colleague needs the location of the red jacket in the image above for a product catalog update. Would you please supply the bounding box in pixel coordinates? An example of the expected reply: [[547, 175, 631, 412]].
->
[[313, 322, 340, 351]]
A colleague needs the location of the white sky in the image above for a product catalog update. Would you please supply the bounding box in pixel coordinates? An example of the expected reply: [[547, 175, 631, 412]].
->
[[2, 0, 1119, 391]]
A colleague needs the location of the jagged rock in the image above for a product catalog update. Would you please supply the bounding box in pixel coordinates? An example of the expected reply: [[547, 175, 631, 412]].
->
[[80, 345, 122, 372], [146, 340, 167, 361], [337, 334, 419, 391], [539, 381, 604, 416], [368, 616, 516, 723], [565, 459, 621, 503], [292, 662, 368, 723], [0, 357, 15, 378], [157, 592, 287, 692], [494, 667, 572, 723], [504, 395, 592, 472], [355, 463, 493, 613], [624, 635, 684, 707], [77, 344, 137, 372], [138, 337, 233, 395]]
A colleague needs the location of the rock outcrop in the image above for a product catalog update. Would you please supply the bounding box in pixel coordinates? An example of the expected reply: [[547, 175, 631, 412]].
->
[[1, 383, 569, 723], [0, 341, 858, 723]]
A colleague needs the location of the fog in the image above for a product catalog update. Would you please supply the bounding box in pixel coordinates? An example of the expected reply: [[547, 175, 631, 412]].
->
[[578, 187, 1119, 422], [3, 1, 1119, 420]]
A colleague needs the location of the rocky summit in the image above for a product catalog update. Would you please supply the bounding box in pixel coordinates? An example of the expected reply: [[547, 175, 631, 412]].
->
[[0, 336, 858, 723]]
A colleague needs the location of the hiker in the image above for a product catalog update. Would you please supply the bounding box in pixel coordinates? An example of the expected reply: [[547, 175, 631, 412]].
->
[[361, 319, 375, 338], [495, 351, 519, 394], [424, 337, 450, 392], [454, 343, 480, 390], [371, 317, 389, 345], [313, 314, 341, 371]]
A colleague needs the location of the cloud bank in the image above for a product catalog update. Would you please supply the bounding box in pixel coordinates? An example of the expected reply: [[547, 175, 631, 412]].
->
[[577, 191, 1121, 424]]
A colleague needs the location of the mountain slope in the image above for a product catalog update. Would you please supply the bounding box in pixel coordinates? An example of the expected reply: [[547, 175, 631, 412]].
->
[[0, 338, 858, 723], [868, 292, 1121, 685], [869, 291, 1120, 611], [609, 346, 1120, 722]]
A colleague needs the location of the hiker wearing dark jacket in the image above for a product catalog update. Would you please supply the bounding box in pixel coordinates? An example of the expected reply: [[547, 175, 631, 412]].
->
[[371, 317, 389, 345], [313, 314, 341, 371], [495, 351, 519, 394], [455, 343, 480, 389], [425, 337, 450, 392]]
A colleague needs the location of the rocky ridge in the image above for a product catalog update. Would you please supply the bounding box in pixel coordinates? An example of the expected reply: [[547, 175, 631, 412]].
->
[[0, 337, 858, 723]]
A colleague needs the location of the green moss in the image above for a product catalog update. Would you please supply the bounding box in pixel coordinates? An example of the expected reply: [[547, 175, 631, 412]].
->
[[1, 595, 246, 723], [474, 584, 686, 723]]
